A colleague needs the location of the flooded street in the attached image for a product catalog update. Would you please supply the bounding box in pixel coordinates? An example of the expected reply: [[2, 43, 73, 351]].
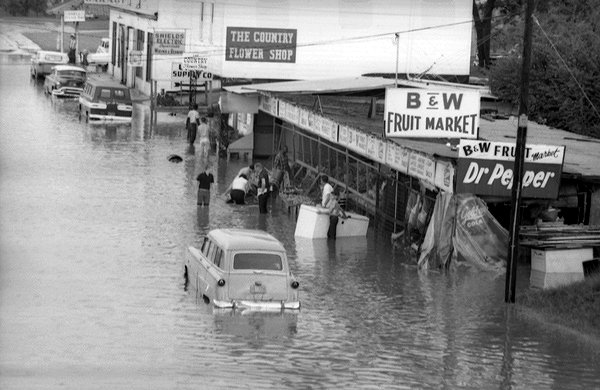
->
[[1, 60, 599, 389]]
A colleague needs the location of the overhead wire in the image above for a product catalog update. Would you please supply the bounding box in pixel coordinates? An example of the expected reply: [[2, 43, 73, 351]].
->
[[532, 15, 600, 122], [10, 8, 520, 73]]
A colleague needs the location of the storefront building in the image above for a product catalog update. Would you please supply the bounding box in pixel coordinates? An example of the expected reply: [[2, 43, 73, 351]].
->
[[95, 0, 473, 97]]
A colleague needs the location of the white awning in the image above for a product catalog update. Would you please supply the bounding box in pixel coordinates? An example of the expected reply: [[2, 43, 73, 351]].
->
[[223, 77, 396, 95]]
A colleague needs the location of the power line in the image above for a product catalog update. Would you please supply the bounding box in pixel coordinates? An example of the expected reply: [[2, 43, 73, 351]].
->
[[533, 15, 600, 121]]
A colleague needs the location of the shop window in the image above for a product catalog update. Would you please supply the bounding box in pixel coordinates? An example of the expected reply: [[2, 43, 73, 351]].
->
[[135, 29, 144, 79], [111, 22, 117, 66], [199, 2, 214, 43], [146, 32, 153, 82]]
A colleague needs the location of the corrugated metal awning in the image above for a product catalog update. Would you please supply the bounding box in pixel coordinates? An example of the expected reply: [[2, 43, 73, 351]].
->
[[223, 76, 496, 99], [223, 77, 396, 95]]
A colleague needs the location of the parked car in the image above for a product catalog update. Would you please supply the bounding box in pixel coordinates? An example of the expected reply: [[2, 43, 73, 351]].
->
[[85, 38, 110, 70], [43, 65, 87, 98], [184, 228, 301, 311], [78, 76, 133, 122], [30, 50, 69, 79]]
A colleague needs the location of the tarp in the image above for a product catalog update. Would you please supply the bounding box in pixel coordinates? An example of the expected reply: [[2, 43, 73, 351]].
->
[[418, 192, 456, 270], [418, 193, 507, 271]]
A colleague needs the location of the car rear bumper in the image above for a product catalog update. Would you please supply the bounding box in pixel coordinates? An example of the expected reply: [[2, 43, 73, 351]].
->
[[213, 299, 300, 311], [88, 114, 132, 123]]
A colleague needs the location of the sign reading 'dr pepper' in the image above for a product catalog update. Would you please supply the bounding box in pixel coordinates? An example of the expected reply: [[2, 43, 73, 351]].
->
[[456, 140, 565, 199], [226, 27, 297, 63], [384, 89, 480, 139]]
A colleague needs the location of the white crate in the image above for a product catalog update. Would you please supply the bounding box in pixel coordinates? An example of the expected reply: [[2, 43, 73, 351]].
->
[[294, 204, 369, 238], [529, 247, 592, 289], [531, 247, 593, 273]]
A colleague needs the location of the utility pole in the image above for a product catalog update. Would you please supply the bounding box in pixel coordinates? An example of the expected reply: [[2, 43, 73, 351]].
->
[[60, 15, 64, 53], [505, 0, 536, 303], [394, 32, 399, 87]]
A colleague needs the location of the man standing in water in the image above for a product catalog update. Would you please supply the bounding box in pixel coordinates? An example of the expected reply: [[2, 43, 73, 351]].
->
[[196, 164, 214, 207], [186, 104, 200, 145], [68, 34, 76, 64], [325, 187, 348, 239], [198, 117, 210, 156], [255, 163, 270, 214], [272, 145, 291, 192]]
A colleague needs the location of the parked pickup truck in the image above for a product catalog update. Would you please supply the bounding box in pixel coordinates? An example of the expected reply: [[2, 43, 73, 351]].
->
[[83, 38, 110, 71]]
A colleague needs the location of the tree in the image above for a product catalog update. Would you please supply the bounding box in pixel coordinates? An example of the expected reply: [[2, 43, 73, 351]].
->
[[1, 0, 46, 16], [472, 0, 495, 68], [489, 0, 600, 137], [472, 0, 523, 68]]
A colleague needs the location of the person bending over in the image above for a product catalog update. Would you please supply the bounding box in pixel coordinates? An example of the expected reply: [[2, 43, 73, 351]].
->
[[229, 174, 249, 205]]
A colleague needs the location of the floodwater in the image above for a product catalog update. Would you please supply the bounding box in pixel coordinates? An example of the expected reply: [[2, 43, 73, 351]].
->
[[0, 59, 599, 390]]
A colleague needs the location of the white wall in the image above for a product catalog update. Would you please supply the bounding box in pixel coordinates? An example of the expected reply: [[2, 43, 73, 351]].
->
[[110, 0, 472, 93], [218, 0, 472, 80]]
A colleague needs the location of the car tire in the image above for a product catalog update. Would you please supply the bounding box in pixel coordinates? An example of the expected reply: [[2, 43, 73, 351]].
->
[[85, 112, 89, 123]]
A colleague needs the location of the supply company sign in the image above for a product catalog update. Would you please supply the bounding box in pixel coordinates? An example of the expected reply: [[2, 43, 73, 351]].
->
[[384, 89, 480, 139], [226, 27, 297, 63], [456, 140, 565, 199], [171, 63, 213, 85]]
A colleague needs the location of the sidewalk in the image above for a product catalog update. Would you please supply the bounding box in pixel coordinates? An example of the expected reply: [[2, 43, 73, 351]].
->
[[0, 30, 40, 55]]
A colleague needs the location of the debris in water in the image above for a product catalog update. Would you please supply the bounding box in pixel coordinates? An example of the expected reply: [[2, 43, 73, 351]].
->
[[167, 154, 183, 163]]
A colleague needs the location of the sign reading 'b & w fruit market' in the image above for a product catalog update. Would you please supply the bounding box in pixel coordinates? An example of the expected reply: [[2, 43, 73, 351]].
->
[[456, 140, 565, 199], [384, 89, 480, 139]]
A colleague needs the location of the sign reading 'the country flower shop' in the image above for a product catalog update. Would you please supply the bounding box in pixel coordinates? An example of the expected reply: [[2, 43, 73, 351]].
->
[[226, 27, 297, 63], [456, 140, 565, 199]]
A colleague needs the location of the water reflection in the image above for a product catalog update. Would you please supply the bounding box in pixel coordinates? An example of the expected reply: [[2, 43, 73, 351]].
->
[[213, 311, 298, 341]]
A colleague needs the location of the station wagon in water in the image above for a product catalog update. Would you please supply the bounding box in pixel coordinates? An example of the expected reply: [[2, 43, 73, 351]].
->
[[78, 77, 133, 122], [184, 229, 300, 311], [43, 65, 87, 98], [30, 50, 69, 79]]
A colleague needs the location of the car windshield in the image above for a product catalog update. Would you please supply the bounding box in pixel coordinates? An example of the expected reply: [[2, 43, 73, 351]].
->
[[233, 253, 283, 271], [58, 71, 85, 78]]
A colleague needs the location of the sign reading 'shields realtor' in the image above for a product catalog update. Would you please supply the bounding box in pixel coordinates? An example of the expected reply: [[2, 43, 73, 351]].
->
[[384, 89, 480, 139], [226, 27, 297, 63], [153, 31, 185, 55], [456, 140, 565, 199]]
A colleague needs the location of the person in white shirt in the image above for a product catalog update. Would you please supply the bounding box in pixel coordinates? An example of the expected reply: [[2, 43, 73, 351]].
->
[[325, 187, 348, 239], [228, 174, 249, 205], [223, 164, 255, 198], [186, 104, 200, 145], [320, 174, 334, 207], [198, 116, 210, 156]]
